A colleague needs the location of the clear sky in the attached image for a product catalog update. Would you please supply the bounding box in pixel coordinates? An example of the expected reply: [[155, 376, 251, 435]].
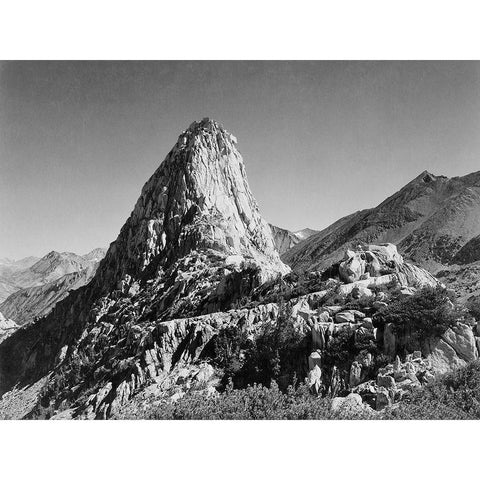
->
[[1, 61, 480, 259]]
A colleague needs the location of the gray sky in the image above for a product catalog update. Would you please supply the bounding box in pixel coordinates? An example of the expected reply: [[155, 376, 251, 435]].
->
[[1, 61, 480, 259]]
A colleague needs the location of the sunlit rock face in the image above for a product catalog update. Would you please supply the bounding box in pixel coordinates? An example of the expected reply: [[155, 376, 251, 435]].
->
[[0, 118, 289, 405], [98, 117, 289, 293]]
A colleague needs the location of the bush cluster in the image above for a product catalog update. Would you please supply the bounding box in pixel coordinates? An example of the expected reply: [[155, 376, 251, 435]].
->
[[382, 361, 480, 419], [116, 381, 371, 420], [117, 361, 480, 420], [375, 286, 460, 348], [210, 302, 309, 389]]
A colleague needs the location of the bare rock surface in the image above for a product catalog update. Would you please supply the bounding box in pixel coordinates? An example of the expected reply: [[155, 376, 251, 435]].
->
[[0, 119, 289, 417], [269, 224, 317, 255], [282, 170, 480, 300]]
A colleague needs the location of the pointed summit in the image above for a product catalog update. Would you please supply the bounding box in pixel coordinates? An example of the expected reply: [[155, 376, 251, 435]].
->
[[284, 168, 480, 273], [98, 118, 288, 292], [0, 120, 289, 399]]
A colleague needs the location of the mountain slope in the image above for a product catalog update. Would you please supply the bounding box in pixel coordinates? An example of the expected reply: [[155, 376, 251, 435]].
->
[[0, 312, 18, 344], [0, 257, 40, 303], [293, 228, 318, 241], [0, 266, 98, 326], [12, 251, 92, 288], [270, 224, 317, 255], [0, 251, 96, 303], [283, 170, 480, 274], [0, 118, 289, 410], [82, 248, 108, 262]]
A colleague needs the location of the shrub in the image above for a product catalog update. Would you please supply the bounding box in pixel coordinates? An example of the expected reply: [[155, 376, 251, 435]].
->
[[116, 362, 480, 420], [116, 380, 373, 420], [381, 361, 480, 420], [210, 325, 251, 379], [321, 326, 383, 393], [376, 286, 460, 349], [208, 302, 309, 389], [239, 302, 308, 388]]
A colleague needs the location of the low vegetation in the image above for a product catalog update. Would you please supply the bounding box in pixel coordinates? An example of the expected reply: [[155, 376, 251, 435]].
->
[[116, 381, 360, 420], [209, 301, 309, 389], [117, 361, 480, 420], [375, 285, 460, 350], [382, 360, 480, 419]]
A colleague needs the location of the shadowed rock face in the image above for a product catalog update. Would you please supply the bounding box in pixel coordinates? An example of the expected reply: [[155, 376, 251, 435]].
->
[[0, 118, 289, 404], [283, 170, 480, 274], [269, 225, 318, 255]]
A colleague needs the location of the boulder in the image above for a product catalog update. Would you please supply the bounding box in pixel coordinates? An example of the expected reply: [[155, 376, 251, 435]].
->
[[351, 285, 373, 299], [194, 363, 215, 384], [331, 393, 363, 413], [308, 351, 322, 370], [428, 338, 467, 375], [322, 305, 343, 315], [376, 386, 391, 410], [442, 323, 478, 362], [335, 310, 356, 324], [339, 250, 366, 283], [291, 297, 314, 322], [308, 365, 322, 394], [377, 374, 395, 390]]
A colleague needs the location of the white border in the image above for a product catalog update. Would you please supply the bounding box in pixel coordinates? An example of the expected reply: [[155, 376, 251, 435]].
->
[[0, 0, 479, 60], [1, 1, 480, 478]]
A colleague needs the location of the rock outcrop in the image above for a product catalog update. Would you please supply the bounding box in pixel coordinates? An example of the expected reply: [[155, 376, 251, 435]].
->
[[0, 118, 289, 416], [282, 170, 480, 289]]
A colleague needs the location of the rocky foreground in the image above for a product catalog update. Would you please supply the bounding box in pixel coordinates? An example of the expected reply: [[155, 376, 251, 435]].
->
[[1, 119, 479, 420]]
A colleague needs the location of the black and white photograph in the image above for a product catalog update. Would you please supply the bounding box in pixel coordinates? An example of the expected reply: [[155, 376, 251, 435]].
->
[[1, 1, 479, 478], [3, 59, 480, 421]]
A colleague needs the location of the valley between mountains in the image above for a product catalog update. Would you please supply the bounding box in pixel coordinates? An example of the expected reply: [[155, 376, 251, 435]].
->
[[2, 118, 480, 419]]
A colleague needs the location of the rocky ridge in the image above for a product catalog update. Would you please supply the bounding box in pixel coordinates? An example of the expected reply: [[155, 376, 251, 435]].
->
[[283, 171, 480, 288], [0, 118, 289, 416]]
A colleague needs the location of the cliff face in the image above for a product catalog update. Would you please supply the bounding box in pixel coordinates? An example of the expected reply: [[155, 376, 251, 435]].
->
[[283, 171, 480, 275], [0, 119, 289, 406], [270, 225, 317, 255], [95, 118, 287, 295]]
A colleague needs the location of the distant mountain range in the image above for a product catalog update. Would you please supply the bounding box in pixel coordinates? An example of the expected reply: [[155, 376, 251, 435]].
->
[[0, 249, 106, 337], [269, 225, 317, 254], [282, 171, 480, 276]]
